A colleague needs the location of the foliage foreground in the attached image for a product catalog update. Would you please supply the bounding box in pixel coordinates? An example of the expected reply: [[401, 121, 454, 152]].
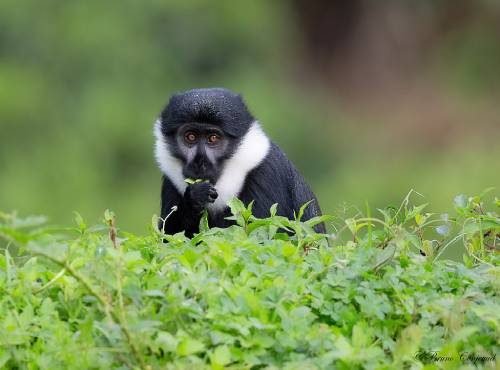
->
[[0, 193, 499, 369]]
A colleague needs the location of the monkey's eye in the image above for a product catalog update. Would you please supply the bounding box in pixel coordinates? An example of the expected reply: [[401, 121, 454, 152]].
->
[[184, 131, 197, 144], [207, 134, 221, 144]]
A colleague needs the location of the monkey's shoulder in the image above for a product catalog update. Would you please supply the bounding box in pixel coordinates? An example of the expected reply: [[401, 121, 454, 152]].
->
[[238, 143, 313, 218]]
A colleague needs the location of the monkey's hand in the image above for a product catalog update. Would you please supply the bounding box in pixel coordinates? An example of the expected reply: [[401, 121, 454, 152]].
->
[[184, 181, 218, 212]]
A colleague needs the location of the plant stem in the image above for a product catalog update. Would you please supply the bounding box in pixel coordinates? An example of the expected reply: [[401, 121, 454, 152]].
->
[[34, 252, 146, 370]]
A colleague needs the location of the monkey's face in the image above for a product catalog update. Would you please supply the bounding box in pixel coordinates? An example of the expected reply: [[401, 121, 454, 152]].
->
[[168, 123, 238, 184]]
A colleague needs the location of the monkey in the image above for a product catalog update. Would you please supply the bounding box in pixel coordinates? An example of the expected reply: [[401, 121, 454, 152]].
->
[[154, 87, 325, 237]]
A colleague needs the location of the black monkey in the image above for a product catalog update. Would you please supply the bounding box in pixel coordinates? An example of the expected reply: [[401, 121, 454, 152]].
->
[[154, 88, 325, 237]]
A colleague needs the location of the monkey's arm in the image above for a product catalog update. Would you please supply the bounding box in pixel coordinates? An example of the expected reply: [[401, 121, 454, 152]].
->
[[159, 176, 217, 237]]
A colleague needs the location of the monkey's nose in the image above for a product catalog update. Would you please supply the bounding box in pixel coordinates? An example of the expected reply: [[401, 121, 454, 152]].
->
[[183, 162, 213, 181]]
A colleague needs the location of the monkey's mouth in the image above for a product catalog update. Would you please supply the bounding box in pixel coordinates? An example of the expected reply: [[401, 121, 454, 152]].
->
[[182, 169, 217, 185]]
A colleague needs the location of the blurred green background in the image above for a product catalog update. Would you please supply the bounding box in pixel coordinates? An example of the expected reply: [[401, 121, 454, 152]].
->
[[1, 0, 499, 232]]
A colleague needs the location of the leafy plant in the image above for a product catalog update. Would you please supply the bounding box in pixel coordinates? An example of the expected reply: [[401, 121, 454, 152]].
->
[[0, 193, 498, 369]]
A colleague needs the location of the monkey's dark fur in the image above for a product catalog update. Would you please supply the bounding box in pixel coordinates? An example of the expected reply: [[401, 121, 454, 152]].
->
[[154, 88, 325, 237], [159, 88, 254, 137]]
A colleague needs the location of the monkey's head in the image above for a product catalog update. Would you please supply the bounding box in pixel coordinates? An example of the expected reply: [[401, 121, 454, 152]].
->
[[154, 88, 258, 187]]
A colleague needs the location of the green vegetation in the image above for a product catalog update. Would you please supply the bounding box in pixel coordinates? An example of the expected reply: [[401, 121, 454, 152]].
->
[[1, 1, 499, 237], [0, 193, 498, 369], [185, 178, 209, 185]]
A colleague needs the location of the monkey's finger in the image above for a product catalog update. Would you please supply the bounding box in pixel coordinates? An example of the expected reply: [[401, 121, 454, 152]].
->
[[208, 189, 218, 200]]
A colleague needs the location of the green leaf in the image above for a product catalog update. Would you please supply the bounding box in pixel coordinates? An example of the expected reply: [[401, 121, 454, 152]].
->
[[199, 210, 209, 233], [103, 209, 115, 224], [463, 217, 499, 233], [177, 338, 206, 357], [352, 322, 371, 348], [345, 218, 357, 235], [297, 200, 313, 221], [227, 198, 247, 226], [373, 242, 397, 271], [73, 212, 86, 231], [211, 345, 231, 366], [269, 203, 278, 217], [305, 214, 334, 228], [184, 178, 205, 184], [394, 324, 422, 361], [156, 332, 178, 353], [405, 203, 428, 222]]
